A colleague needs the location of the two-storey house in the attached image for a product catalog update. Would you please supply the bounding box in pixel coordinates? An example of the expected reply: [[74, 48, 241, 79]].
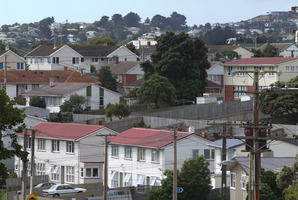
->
[[23, 82, 122, 113], [0, 48, 26, 70], [15, 122, 118, 184], [25, 44, 139, 72], [0, 70, 98, 100], [223, 57, 298, 101], [107, 128, 214, 188]]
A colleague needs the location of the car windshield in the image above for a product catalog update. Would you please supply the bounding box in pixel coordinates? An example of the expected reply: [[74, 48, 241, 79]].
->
[[49, 185, 57, 190], [35, 183, 42, 188]]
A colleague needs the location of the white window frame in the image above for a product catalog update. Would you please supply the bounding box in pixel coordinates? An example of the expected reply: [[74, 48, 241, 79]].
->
[[268, 66, 275, 76], [124, 146, 132, 159], [111, 171, 119, 188], [234, 85, 247, 98], [227, 66, 233, 76], [51, 165, 60, 182], [124, 173, 132, 186], [111, 145, 119, 158], [138, 147, 146, 161], [65, 166, 75, 183], [241, 174, 246, 190], [230, 173, 236, 189], [151, 150, 160, 163], [237, 66, 247, 76], [85, 168, 99, 178], [52, 140, 60, 152], [204, 149, 215, 160], [66, 141, 74, 153], [37, 138, 45, 151], [36, 163, 46, 175], [137, 174, 145, 185]]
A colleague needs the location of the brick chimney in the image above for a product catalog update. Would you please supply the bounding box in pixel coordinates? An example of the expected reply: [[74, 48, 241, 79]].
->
[[84, 119, 90, 124]]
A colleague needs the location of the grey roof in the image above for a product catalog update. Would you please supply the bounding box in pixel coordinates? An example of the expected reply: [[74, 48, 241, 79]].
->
[[209, 138, 244, 149], [229, 156, 295, 175], [24, 82, 92, 96], [125, 78, 145, 88], [206, 79, 223, 88], [108, 61, 140, 74]]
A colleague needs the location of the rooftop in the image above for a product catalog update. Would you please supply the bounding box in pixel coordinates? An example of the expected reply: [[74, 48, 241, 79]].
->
[[223, 57, 298, 66]]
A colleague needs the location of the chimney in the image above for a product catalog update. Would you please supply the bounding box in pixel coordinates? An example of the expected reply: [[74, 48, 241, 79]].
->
[[84, 119, 90, 124], [64, 66, 68, 71], [97, 120, 102, 125]]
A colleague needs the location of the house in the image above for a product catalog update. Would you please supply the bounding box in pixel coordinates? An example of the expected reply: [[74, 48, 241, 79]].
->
[[137, 45, 156, 61], [0, 48, 26, 70], [107, 128, 214, 188], [223, 57, 298, 101], [226, 157, 295, 200], [23, 82, 122, 113], [0, 70, 98, 100], [14, 122, 118, 184], [24, 44, 139, 72], [258, 43, 298, 57], [208, 124, 298, 189], [207, 45, 255, 61], [107, 61, 143, 95]]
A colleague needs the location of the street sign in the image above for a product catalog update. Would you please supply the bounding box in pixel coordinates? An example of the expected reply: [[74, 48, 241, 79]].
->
[[177, 187, 184, 193], [27, 193, 38, 200]]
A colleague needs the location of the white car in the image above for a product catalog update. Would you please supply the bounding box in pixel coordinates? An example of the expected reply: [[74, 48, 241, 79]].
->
[[42, 184, 86, 197]]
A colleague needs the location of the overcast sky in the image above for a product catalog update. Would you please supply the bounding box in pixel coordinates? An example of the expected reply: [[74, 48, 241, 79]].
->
[[1, 0, 295, 26]]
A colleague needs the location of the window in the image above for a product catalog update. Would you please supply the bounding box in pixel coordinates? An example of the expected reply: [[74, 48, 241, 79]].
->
[[111, 171, 119, 188], [99, 97, 104, 106], [26, 137, 31, 149], [80, 168, 84, 177], [37, 139, 45, 150], [138, 148, 146, 161], [66, 141, 74, 153], [125, 146, 132, 159], [66, 166, 74, 183], [116, 75, 122, 83], [32, 84, 39, 89], [81, 57, 84, 62], [237, 66, 247, 76], [137, 174, 145, 185], [151, 150, 160, 162], [150, 176, 159, 186], [234, 86, 247, 98], [91, 58, 99, 62], [17, 63, 24, 70], [51, 165, 60, 181], [241, 175, 246, 190], [230, 173, 236, 188], [285, 66, 298, 72], [0, 63, 3, 70], [72, 57, 79, 64], [124, 173, 132, 186], [227, 66, 233, 76], [85, 168, 99, 178], [52, 57, 59, 64], [52, 140, 60, 152], [268, 66, 274, 76], [204, 149, 215, 160], [111, 145, 119, 157], [192, 149, 199, 158], [37, 163, 46, 175]]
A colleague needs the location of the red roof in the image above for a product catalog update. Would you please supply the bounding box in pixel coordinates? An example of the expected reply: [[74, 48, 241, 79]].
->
[[109, 128, 201, 148], [17, 122, 105, 140], [223, 57, 298, 66]]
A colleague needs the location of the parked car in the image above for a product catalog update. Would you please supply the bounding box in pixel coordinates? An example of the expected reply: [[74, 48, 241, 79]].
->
[[34, 182, 56, 188], [42, 184, 86, 197], [107, 190, 125, 196]]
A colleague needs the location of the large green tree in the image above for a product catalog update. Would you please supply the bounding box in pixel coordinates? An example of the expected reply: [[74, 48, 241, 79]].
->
[[0, 88, 27, 189], [123, 12, 141, 27], [260, 77, 298, 124], [137, 74, 176, 107], [38, 17, 54, 40], [29, 96, 46, 108], [141, 31, 210, 100], [105, 103, 130, 120], [98, 66, 118, 92], [60, 94, 86, 113], [145, 156, 211, 200]]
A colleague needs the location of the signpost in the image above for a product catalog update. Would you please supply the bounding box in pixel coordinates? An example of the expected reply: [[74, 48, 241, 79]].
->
[[177, 187, 183, 193], [27, 193, 38, 200]]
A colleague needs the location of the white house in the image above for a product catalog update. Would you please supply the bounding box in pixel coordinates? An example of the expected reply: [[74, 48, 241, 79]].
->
[[107, 128, 214, 188], [223, 57, 298, 101], [14, 122, 119, 184], [258, 43, 298, 57], [24, 44, 139, 72], [23, 82, 122, 113], [0, 70, 98, 100]]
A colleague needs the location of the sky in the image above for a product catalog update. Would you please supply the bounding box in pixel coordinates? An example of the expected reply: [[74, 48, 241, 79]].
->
[[0, 0, 296, 26]]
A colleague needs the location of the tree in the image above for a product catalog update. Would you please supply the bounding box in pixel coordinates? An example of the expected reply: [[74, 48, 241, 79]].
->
[[29, 96, 46, 108], [105, 103, 130, 120], [261, 169, 282, 199], [151, 14, 168, 30], [87, 37, 117, 46], [142, 31, 210, 100], [145, 156, 211, 200], [284, 182, 298, 200], [137, 74, 176, 107], [260, 77, 298, 124], [276, 166, 294, 191], [60, 94, 86, 113], [0, 88, 27, 189], [38, 17, 54, 40], [168, 12, 187, 31], [77, 31, 87, 44], [1, 25, 9, 32], [124, 12, 141, 27], [126, 42, 139, 56], [111, 14, 123, 26], [253, 44, 279, 57], [216, 50, 239, 62], [98, 66, 118, 91], [259, 183, 278, 200], [97, 16, 110, 29]]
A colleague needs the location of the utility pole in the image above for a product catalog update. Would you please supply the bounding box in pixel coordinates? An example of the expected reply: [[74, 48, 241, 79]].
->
[[4, 54, 8, 91], [30, 129, 36, 194], [173, 126, 177, 200], [222, 123, 227, 200], [22, 129, 28, 200], [96, 133, 117, 200]]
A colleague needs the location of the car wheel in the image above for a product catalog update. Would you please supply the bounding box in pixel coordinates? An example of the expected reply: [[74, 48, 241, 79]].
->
[[78, 191, 82, 193], [53, 193, 60, 197]]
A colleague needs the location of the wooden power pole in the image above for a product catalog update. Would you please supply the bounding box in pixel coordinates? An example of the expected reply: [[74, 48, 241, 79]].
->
[[173, 126, 177, 200]]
